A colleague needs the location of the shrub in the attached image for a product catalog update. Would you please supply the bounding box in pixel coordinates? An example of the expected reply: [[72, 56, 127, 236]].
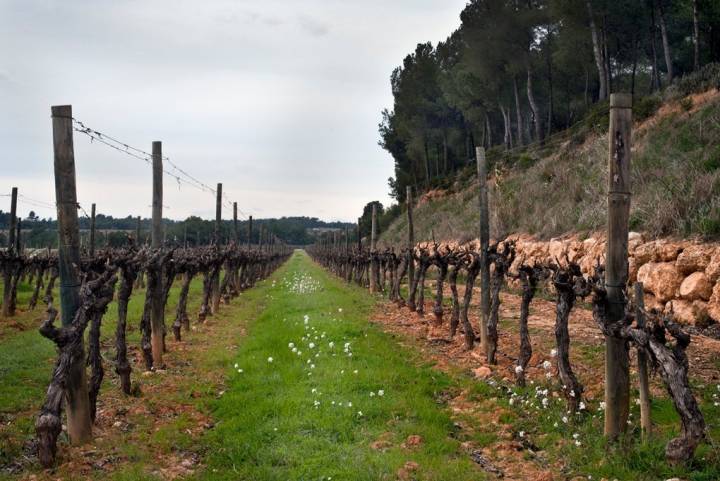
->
[[634, 94, 662, 121], [680, 97, 694, 112]]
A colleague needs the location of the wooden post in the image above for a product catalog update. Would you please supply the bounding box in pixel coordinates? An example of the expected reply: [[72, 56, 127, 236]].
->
[[345, 226, 349, 256], [634, 282, 652, 440], [7, 187, 17, 250], [370, 204, 378, 292], [183, 224, 187, 248], [476, 146, 490, 357], [135, 216, 141, 245], [51, 104, 93, 444], [2, 187, 18, 316], [89, 203, 96, 256], [233, 202, 238, 244], [604, 93, 632, 439], [15, 219, 21, 253], [357, 217, 362, 251], [212, 183, 222, 314], [406, 186, 415, 295], [150, 140, 164, 367], [247, 215, 253, 248]]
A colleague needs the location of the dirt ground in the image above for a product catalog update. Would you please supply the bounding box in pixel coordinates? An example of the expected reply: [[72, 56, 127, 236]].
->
[[369, 282, 720, 481]]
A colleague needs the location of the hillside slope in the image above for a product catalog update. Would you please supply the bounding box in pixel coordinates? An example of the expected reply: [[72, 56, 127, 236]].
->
[[379, 89, 720, 246]]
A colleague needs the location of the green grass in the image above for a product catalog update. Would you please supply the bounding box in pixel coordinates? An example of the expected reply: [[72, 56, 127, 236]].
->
[[195, 251, 481, 480], [481, 375, 720, 481]]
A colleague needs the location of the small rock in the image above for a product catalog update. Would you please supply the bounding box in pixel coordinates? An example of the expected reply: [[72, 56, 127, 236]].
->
[[405, 435, 423, 447], [473, 366, 492, 379]]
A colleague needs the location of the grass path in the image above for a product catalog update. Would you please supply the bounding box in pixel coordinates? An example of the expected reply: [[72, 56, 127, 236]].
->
[[196, 250, 481, 480]]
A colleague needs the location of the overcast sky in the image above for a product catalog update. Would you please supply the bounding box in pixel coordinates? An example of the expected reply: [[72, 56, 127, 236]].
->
[[0, 0, 467, 223]]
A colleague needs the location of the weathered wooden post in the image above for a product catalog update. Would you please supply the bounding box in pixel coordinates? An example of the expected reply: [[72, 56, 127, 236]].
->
[[15, 219, 21, 253], [406, 186, 415, 296], [51, 104, 93, 444], [135, 216, 141, 245], [89, 203, 96, 256], [369, 204, 378, 293], [604, 93, 632, 439], [7, 187, 17, 250], [233, 202, 238, 244], [476, 146, 490, 357], [150, 140, 165, 367], [357, 217, 362, 251], [634, 281, 652, 440], [211, 183, 222, 314], [2, 187, 18, 317], [247, 215, 253, 248]]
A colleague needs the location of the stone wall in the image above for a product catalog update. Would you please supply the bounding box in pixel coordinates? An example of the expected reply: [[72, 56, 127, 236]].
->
[[502, 232, 720, 327]]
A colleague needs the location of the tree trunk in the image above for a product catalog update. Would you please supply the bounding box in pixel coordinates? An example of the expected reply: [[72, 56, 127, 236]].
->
[[693, 0, 700, 71], [657, 0, 674, 83], [415, 261, 429, 315], [485, 113, 492, 148], [116, 263, 136, 395], [460, 264, 478, 350], [516, 267, 538, 387], [586, 0, 607, 100], [28, 266, 44, 310], [513, 77, 524, 146], [448, 265, 460, 338], [546, 44, 554, 136], [423, 139, 431, 188], [553, 274, 584, 413], [173, 272, 193, 341], [526, 67, 543, 144], [433, 261, 447, 326], [650, 7, 662, 91], [500, 104, 512, 150]]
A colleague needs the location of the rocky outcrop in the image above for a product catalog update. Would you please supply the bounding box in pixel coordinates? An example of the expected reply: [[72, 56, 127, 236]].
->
[[502, 232, 720, 326]]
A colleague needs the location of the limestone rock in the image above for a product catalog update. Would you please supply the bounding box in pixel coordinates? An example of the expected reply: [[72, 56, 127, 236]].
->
[[708, 281, 720, 322], [473, 366, 492, 379], [666, 299, 709, 326], [676, 244, 713, 275], [706, 250, 720, 283], [637, 262, 683, 303], [679, 272, 713, 301]]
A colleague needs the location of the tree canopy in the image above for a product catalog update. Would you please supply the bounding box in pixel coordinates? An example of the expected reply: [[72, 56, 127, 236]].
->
[[380, 0, 720, 201]]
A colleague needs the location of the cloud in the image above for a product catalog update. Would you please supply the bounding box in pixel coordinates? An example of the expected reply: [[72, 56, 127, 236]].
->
[[0, 0, 469, 222], [297, 14, 329, 37]]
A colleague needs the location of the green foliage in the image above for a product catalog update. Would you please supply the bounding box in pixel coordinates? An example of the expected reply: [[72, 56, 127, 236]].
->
[[680, 97, 695, 112], [0, 215, 351, 249], [634, 95, 663, 121], [380, 0, 720, 204]]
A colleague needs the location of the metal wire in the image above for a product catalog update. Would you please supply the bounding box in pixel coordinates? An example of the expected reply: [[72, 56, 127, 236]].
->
[[71, 116, 254, 220]]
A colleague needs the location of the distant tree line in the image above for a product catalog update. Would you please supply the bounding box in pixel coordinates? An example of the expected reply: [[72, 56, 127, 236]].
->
[[379, 0, 720, 201], [0, 210, 351, 248]]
